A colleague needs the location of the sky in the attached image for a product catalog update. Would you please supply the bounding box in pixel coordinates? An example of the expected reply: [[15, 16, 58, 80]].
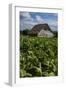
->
[[20, 12, 58, 31]]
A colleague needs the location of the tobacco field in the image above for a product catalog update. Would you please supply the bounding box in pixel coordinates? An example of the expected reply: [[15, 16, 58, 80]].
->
[[20, 34, 58, 77]]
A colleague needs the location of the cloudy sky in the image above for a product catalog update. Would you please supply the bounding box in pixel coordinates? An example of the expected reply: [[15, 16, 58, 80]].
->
[[20, 12, 58, 31]]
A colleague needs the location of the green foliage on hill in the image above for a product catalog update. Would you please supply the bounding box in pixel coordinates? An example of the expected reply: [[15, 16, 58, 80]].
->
[[20, 34, 58, 77]]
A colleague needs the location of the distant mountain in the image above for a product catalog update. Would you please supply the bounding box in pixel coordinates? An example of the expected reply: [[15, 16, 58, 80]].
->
[[20, 23, 57, 37], [28, 23, 54, 37], [31, 23, 52, 33]]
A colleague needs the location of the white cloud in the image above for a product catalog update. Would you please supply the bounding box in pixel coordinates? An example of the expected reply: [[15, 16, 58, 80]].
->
[[20, 12, 31, 19], [20, 12, 58, 31], [52, 13, 58, 17], [20, 23, 33, 30], [20, 12, 38, 30], [20, 20, 37, 30], [36, 15, 44, 23]]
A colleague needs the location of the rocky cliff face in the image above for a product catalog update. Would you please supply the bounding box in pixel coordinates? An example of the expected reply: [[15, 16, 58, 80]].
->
[[29, 23, 54, 37], [31, 23, 52, 32], [38, 29, 54, 37]]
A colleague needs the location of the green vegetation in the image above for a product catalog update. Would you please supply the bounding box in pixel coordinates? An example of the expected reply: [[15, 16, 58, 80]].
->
[[20, 34, 58, 78]]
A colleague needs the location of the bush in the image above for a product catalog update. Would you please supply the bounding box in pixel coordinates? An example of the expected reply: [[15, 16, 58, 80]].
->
[[20, 29, 30, 35]]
